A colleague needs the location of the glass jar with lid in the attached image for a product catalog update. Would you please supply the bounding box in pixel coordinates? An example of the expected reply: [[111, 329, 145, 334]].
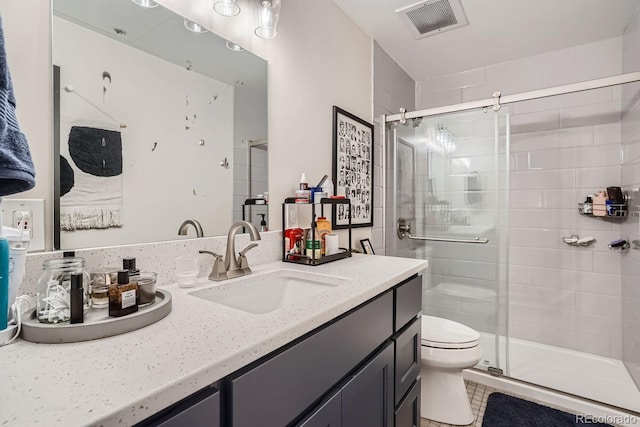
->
[[36, 257, 90, 324]]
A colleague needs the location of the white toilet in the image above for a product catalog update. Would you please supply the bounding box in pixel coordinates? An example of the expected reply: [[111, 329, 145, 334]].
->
[[420, 315, 481, 425]]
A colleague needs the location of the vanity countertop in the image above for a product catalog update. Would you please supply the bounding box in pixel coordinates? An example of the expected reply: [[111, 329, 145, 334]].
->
[[0, 254, 428, 427]]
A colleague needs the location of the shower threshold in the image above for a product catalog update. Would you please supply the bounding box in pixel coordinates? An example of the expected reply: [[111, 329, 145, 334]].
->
[[475, 333, 640, 416]]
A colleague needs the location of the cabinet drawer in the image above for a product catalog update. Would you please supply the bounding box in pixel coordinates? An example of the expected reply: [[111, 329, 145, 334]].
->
[[228, 291, 393, 427], [395, 377, 421, 427], [395, 275, 422, 331], [393, 317, 421, 406]]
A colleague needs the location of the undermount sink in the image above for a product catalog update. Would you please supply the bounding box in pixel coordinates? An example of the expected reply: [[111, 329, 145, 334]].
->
[[189, 269, 351, 314]]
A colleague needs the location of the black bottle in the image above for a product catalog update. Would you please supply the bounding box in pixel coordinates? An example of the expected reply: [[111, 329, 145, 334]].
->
[[123, 257, 140, 278], [70, 272, 84, 324]]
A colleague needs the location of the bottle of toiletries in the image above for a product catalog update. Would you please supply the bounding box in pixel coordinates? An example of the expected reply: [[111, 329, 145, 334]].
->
[[299, 173, 309, 190], [108, 270, 138, 317], [322, 178, 334, 198], [123, 257, 140, 279], [70, 273, 84, 324], [592, 190, 607, 217], [0, 206, 9, 331], [316, 216, 332, 256], [90, 268, 118, 308], [305, 239, 321, 260], [258, 213, 267, 232]]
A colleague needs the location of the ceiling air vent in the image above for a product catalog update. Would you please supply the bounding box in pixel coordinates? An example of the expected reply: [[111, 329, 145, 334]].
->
[[396, 0, 469, 39]]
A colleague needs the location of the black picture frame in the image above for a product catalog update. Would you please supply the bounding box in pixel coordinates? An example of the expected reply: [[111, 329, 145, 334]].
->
[[360, 238, 375, 255], [332, 106, 374, 229]]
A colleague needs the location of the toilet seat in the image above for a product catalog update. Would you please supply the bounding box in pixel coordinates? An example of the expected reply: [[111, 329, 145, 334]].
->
[[421, 315, 480, 349]]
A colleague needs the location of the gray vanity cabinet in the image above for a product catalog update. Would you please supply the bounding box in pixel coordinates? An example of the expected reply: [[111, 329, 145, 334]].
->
[[296, 342, 395, 427], [138, 385, 220, 427], [394, 377, 421, 427], [393, 275, 422, 425], [227, 291, 393, 427], [296, 389, 342, 427], [139, 274, 422, 427], [341, 342, 395, 427]]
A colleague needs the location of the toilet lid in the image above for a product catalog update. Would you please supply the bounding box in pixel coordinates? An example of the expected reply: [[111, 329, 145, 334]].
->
[[421, 316, 480, 349]]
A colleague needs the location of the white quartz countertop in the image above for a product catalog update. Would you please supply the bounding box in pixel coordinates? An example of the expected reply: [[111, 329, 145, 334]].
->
[[0, 254, 428, 426]]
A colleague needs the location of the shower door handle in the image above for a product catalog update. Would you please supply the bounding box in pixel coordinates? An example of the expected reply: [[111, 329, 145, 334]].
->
[[396, 218, 489, 244]]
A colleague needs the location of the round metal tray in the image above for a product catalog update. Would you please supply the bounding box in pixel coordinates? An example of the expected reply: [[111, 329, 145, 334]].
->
[[21, 289, 172, 344]]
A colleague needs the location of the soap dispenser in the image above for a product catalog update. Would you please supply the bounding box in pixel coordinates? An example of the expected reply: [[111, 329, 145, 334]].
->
[[257, 213, 267, 232]]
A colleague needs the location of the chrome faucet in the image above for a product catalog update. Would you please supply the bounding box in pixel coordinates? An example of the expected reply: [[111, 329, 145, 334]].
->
[[200, 220, 261, 281], [178, 219, 204, 238]]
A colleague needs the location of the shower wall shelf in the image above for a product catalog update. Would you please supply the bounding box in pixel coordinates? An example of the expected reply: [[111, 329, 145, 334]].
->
[[578, 191, 628, 218], [577, 203, 627, 218]]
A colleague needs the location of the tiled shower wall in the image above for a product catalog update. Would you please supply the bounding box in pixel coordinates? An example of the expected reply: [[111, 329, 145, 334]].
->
[[621, 4, 640, 388], [415, 37, 625, 358], [373, 41, 416, 255]]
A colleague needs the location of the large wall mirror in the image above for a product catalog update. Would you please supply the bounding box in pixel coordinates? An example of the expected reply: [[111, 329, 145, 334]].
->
[[52, 0, 268, 250]]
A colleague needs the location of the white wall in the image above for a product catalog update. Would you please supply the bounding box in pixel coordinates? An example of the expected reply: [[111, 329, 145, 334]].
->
[[54, 17, 234, 248], [0, 1, 53, 242], [621, 3, 640, 388], [416, 37, 625, 359], [157, 0, 373, 246], [1, 0, 374, 250]]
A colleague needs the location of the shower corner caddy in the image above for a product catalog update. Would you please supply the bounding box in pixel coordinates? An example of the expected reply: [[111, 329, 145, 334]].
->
[[577, 192, 628, 219], [281, 197, 352, 266]]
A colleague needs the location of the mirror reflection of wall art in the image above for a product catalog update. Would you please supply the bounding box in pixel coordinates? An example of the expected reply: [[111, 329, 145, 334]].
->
[[60, 126, 123, 230], [332, 106, 373, 229]]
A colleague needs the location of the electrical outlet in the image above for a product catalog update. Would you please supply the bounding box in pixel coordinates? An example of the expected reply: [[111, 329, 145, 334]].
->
[[12, 210, 33, 238], [1, 199, 44, 252]]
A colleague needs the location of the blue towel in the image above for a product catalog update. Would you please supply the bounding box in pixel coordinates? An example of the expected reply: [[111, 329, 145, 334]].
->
[[0, 15, 35, 196]]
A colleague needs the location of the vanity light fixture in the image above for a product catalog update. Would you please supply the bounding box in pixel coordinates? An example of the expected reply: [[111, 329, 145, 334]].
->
[[131, 0, 159, 8], [213, 0, 241, 17], [184, 18, 208, 33], [255, 0, 281, 39], [225, 41, 245, 52]]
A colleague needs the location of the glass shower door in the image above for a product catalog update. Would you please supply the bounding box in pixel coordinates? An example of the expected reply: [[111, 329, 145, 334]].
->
[[385, 108, 509, 372]]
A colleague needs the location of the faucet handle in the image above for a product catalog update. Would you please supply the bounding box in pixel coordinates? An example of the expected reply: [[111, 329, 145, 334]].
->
[[199, 250, 222, 260], [239, 243, 258, 257], [199, 250, 226, 281], [238, 243, 258, 273]]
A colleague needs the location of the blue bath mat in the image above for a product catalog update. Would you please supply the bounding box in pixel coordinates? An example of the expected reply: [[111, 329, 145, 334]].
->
[[482, 393, 612, 427]]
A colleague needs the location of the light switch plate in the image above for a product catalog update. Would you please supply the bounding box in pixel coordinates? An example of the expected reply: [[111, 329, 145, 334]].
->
[[1, 198, 45, 252]]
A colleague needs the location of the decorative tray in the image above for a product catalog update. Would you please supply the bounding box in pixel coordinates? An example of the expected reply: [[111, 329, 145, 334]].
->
[[21, 289, 172, 344]]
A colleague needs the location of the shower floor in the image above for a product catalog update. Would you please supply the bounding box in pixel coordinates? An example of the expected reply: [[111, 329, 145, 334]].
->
[[478, 334, 640, 413]]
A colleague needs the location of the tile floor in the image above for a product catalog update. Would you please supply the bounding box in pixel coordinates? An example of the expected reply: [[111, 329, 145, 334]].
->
[[421, 381, 494, 427]]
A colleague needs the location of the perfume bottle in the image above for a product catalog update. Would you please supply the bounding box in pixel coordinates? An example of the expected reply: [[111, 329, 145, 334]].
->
[[108, 270, 138, 317], [69, 273, 84, 324]]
